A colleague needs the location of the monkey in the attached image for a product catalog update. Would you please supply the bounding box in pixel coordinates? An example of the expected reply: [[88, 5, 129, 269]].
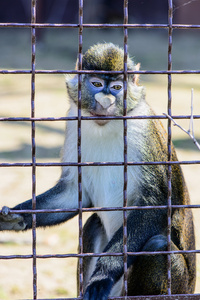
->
[[0, 43, 196, 299]]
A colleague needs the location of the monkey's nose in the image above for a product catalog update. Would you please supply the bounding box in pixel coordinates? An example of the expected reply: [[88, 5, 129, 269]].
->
[[95, 92, 115, 109]]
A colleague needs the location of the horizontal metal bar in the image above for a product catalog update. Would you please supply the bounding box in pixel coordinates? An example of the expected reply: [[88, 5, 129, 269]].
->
[[0, 248, 199, 261], [1, 160, 200, 168], [110, 295, 200, 300], [19, 294, 200, 300], [1, 203, 200, 216], [0, 23, 200, 29], [1, 69, 200, 75], [0, 115, 200, 122]]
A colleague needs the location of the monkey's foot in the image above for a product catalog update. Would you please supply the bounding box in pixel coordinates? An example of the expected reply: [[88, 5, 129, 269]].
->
[[83, 277, 113, 300], [0, 206, 26, 231]]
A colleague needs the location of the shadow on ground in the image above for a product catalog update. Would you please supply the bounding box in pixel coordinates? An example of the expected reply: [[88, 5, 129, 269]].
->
[[0, 143, 61, 160], [0, 138, 199, 162], [173, 138, 200, 152]]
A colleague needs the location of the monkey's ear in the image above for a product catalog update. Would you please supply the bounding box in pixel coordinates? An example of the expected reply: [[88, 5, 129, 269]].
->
[[75, 59, 82, 71], [134, 63, 140, 85], [65, 74, 78, 90], [75, 60, 78, 70]]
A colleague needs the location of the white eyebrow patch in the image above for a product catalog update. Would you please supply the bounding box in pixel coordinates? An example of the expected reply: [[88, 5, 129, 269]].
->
[[109, 80, 123, 90]]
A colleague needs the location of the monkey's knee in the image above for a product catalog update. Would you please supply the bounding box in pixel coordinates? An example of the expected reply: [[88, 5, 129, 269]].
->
[[128, 234, 168, 295], [128, 234, 190, 295], [143, 235, 190, 293], [142, 234, 168, 252]]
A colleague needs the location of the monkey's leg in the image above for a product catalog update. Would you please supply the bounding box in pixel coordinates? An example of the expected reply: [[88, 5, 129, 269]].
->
[[127, 234, 190, 296], [77, 213, 108, 295]]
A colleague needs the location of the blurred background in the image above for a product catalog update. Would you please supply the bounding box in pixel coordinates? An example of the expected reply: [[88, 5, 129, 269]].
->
[[1, 0, 200, 25], [0, 0, 200, 299]]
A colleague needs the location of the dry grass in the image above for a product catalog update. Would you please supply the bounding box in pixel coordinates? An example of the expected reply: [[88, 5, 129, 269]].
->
[[0, 29, 200, 299]]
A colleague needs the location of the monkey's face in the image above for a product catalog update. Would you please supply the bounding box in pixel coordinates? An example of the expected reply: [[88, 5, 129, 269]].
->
[[66, 73, 142, 126], [82, 74, 123, 125]]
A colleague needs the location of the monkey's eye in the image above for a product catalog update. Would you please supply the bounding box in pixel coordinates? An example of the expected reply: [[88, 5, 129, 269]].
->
[[89, 77, 104, 89], [92, 81, 103, 88], [112, 84, 122, 90], [110, 81, 123, 91]]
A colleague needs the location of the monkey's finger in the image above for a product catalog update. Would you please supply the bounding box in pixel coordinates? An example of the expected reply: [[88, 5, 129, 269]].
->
[[0, 206, 24, 223], [1, 206, 10, 216]]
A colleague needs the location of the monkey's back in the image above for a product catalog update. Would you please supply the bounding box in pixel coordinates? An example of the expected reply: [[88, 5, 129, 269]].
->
[[140, 106, 196, 292]]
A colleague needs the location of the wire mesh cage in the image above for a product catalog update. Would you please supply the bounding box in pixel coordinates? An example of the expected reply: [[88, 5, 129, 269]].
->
[[0, 0, 200, 299]]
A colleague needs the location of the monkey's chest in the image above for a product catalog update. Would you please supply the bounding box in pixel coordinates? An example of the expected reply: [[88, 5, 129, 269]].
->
[[82, 166, 137, 239]]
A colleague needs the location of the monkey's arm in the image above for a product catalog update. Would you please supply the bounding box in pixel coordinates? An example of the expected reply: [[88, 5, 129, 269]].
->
[[0, 179, 89, 231], [83, 208, 166, 300]]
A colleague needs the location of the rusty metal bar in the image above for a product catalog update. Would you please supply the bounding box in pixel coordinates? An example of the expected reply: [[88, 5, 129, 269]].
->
[[77, 0, 84, 297], [1, 247, 200, 261], [1, 160, 200, 168], [14, 294, 200, 300], [1, 203, 200, 215], [19, 294, 200, 300], [31, 0, 37, 298], [0, 22, 200, 29], [1, 203, 200, 218], [1, 69, 200, 75], [0, 114, 200, 122], [123, 0, 128, 296], [108, 295, 200, 300], [166, 0, 173, 295], [10, 294, 200, 300]]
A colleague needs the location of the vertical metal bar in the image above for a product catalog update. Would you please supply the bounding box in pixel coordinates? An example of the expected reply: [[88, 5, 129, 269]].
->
[[31, 0, 37, 297], [78, 0, 83, 297], [31, 0, 37, 298], [167, 0, 173, 295], [123, 0, 128, 297]]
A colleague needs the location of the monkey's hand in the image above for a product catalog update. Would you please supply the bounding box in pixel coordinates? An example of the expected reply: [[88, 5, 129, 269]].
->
[[83, 277, 113, 300], [0, 206, 26, 231]]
